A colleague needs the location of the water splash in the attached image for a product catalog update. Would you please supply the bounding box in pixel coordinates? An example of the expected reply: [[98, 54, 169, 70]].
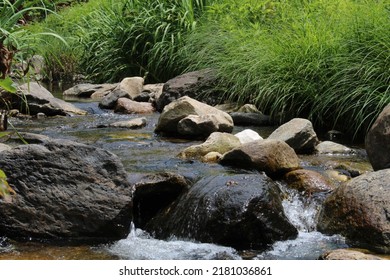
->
[[106, 222, 241, 260]]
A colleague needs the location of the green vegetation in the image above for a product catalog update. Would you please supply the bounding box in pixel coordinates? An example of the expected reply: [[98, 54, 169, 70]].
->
[[22, 0, 390, 138]]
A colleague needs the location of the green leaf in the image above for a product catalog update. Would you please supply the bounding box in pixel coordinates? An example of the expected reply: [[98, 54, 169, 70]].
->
[[0, 77, 17, 93]]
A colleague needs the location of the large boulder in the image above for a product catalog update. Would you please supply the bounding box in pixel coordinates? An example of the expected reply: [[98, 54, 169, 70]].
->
[[178, 132, 241, 160], [0, 139, 133, 242], [365, 104, 390, 170], [319, 249, 384, 260], [220, 139, 300, 178], [5, 82, 87, 116], [114, 98, 155, 114], [229, 112, 271, 126], [284, 169, 335, 196], [268, 118, 319, 154], [234, 129, 263, 144], [155, 69, 222, 112], [317, 169, 390, 254], [155, 96, 233, 138], [145, 173, 298, 250], [132, 172, 189, 228]]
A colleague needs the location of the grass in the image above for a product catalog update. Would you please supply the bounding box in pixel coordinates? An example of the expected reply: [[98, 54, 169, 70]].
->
[[181, 0, 390, 139]]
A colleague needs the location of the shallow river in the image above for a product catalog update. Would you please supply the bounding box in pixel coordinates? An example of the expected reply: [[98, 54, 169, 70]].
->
[[0, 99, 372, 260]]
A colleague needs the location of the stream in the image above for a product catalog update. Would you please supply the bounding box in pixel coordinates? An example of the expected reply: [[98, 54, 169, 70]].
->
[[1, 96, 370, 260]]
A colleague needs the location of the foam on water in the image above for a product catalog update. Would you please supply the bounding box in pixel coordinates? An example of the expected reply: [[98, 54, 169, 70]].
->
[[106, 222, 241, 260]]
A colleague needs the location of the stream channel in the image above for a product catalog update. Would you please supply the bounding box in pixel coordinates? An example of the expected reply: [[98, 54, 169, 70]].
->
[[1, 93, 371, 260]]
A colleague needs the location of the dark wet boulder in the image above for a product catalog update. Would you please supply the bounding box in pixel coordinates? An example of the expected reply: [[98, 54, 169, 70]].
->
[[0, 139, 132, 243], [155, 69, 222, 112], [317, 169, 390, 254], [268, 118, 319, 154], [132, 172, 190, 228], [145, 173, 298, 250], [155, 96, 233, 138], [220, 139, 300, 178], [365, 104, 390, 170], [230, 112, 271, 126], [3, 82, 87, 116]]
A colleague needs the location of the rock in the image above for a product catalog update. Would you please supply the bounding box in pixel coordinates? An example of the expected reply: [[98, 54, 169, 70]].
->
[[237, 104, 262, 113], [132, 172, 189, 228], [5, 82, 87, 116], [114, 98, 155, 114], [365, 104, 390, 170], [315, 141, 353, 154], [98, 117, 147, 129], [155, 69, 222, 112], [118, 77, 144, 100], [177, 114, 232, 138], [0, 143, 11, 152], [235, 129, 263, 144], [178, 132, 241, 159], [63, 83, 117, 99], [202, 152, 223, 163], [155, 96, 233, 138], [99, 89, 131, 109], [9, 132, 51, 144], [143, 83, 164, 101], [214, 103, 240, 113], [145, 173, 298, 250], [220, 139, 300, 178], [317, 169, 390, 254], [268, 118, 319, 154], [0, 139, 132, 242], [284, 169, 334, 196], [319, 249, 384, 260], [230, 112, 271, 126]]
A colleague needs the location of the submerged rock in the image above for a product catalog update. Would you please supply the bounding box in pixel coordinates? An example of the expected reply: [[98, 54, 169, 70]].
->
[[145, 173, 298, 250], [220, 139, 300, 178], [366, 104, 390, 170], [317, 169, 390, 254], [98, 117, 147, 129], [268, 118, 319, 154], [0, 139, 132, 243], [178, 132, 241, 160]]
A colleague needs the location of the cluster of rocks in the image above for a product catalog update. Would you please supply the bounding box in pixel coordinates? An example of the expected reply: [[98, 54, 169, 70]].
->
[[0, 69, 389, 258]]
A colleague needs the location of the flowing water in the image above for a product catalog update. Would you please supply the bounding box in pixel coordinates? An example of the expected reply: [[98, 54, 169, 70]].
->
[[1, 97, 371, 260]]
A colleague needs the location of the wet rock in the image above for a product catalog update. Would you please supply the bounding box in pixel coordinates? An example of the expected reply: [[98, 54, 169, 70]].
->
[[319, 249, 384, 260], [268, 118, 319, 154], [235, 129, 263, 144], [9, 132, 51, 144], [155, 96, 233, 138], [99, 89, 130, 109], [220, 139, 300, 178], [133, 172, 189, 228], [317, 169, 390, 254], [315, 141, 353, 154], [114, 98, 155, 114], [98, 117, 147, 129], [63, 83, 117, 99], [230, 112, 271, 126], [284, 169, 334, 196], [365, 104, 390, 170], [155, 69, 222, 112], [0, 139, 132, 242], [202, 152, 223, 163], [5, 82, 87, 116], [145, 173, 298, 250], [143, 83, 164, 103], [178, 132, 241, 160]]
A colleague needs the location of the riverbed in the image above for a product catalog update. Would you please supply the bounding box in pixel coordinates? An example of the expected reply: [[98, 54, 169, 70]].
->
[[0, 98, 372, 260]]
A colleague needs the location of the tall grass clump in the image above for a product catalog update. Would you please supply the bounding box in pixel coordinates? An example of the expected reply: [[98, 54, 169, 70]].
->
[[77, 0, 210, 83], [182, 0, 390, 139]]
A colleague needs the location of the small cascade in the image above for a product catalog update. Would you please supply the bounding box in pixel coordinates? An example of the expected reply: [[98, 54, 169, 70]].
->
[[106, 221, 241, 260], [256, 182, 347, 260]]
